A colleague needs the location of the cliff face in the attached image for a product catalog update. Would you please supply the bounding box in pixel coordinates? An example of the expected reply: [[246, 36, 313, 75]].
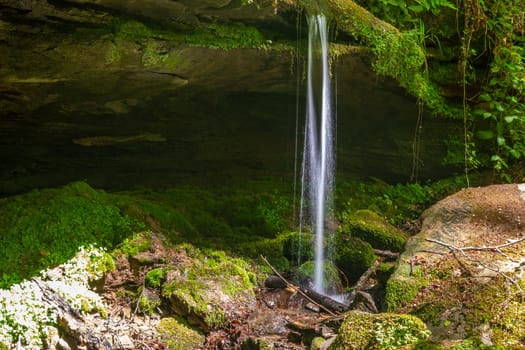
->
[[0, 0, 458, 194]]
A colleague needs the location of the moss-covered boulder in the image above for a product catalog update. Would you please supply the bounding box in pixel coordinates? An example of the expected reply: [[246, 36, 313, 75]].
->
[[334, 235, 376, 282], [297, 260, 343, 294], [162, 244, 256, 331], [157, 317, 205, 350], [329, 311, 430, 350], [0, 181, 136, 288], [341, 210, 409, 251]]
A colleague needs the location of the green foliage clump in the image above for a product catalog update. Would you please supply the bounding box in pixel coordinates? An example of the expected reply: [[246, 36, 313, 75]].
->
[[0, 181, 136, 288], [113, 231, 152, 257], [340, 210, 409, 251], [330, 311, 430, 349], [145, 267, 167, 288], [157, 317, 205, 350], [357, 0, 456, 28], [336, 176, 466, 225], [471, 3, 525, 181], [333, 235, 376, 282], [116, 183, 293, 251]]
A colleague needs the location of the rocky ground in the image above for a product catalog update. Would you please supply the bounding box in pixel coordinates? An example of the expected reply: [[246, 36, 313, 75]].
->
[[1, 183, 523, 349]]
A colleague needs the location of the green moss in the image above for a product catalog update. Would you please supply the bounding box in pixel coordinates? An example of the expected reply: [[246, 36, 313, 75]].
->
[[105, 42, 122, 63], [145, 267, 167, 288], [297, 260, 343, 293], [113, 231, 152, 257], [385, 275, 426, 312], [162, 244, 256, 330], [136, 287, 161, 315], [0, 181, 136, 288], [157, 317, 205, 350], [329, 311, 430, 350], [142, 41, 168, 67], [341, 210, 409, 251], [113, 20, 158, 41], [336, 176, 467, 226], [311, 337, 326, 350], [334, 235, 376, 282], [187, 22, 271, 49]]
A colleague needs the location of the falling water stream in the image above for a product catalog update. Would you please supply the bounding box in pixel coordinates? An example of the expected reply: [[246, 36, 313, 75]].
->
[[299, 13, 335, 295]]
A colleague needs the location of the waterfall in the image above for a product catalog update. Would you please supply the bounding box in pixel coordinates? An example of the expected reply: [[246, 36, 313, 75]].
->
[[299, 13, 335, 295]]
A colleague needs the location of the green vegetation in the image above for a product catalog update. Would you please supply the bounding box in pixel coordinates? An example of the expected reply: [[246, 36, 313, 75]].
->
[[340, 210, 409, 251], [344, 0, 525, 180], [0, 181, 137, 288], [333, 235, 376, 282], [0, 175, 465, 289], [187, 23, 272, 49], [336, 175, 467, 225], [161, 244, 256, 330], [330, 311, 430, 349], [467, 0, 525, 181], [145, 268, 167, 288], [157, 317, 205, 350]]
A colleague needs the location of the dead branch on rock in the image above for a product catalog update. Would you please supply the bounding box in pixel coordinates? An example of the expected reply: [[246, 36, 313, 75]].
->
[[425, 238, 524, 293], [373, 249, 400, 260], [426, 237, 525, 252], [260, 255, 339, 316], [346, 259, 381, 305]]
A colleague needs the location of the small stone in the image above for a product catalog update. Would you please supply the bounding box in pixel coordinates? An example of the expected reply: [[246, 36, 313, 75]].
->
[[116, 334, 135, 350], [305, 302, 320, 313], [56, 338, 72, 350]]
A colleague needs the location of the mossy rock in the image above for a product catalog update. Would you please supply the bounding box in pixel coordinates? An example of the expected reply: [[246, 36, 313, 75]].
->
[[334, 235, 376, 282], [310, 337, 326, 350], [157, 317, 205, 350], [0, 181, 136, 288], [385, 273, 426, 312], [162, 244, 256, 331], [297, 260, 343, 294], [342, 209, 409, 251], [329, 311, 430, 350]]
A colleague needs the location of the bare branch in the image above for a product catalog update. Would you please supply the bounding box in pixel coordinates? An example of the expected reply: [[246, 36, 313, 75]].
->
[[425, 238, 524, 293]]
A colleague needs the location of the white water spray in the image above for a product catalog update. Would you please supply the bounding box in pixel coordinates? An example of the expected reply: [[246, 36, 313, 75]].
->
[[299, 14, 335, 295]]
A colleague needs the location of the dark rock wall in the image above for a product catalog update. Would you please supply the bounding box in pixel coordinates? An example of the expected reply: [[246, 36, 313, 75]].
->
[[0, 0, 459, 195]]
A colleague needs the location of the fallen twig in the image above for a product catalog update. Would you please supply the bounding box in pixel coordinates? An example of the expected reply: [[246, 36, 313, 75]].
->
[[425, 238, 524, 293], [426, 237, 525, 252], [373, 249, 400, 260], [346, 259, 381, 305], [260, 255, 339, 316]]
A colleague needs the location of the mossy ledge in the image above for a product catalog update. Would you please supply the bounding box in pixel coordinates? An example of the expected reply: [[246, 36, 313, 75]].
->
[[295, 0, 451, 115]]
